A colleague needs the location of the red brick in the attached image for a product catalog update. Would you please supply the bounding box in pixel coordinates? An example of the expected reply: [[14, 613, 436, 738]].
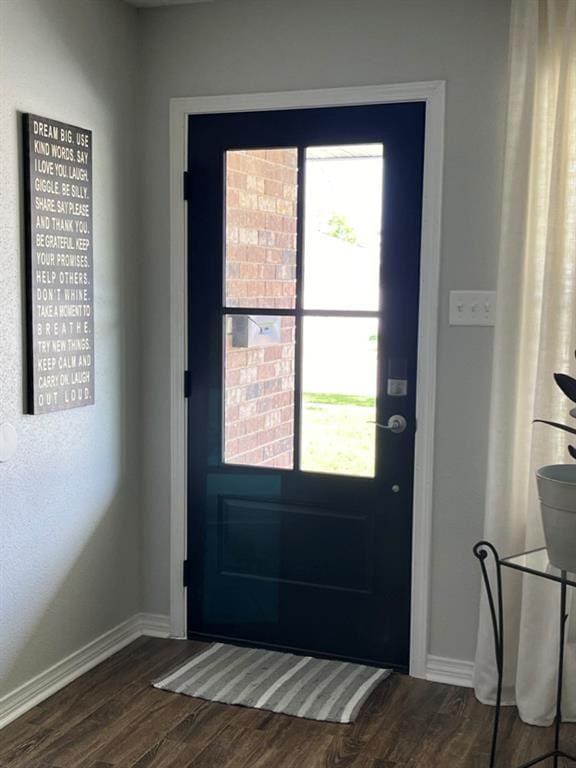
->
[[248, 210, 267, 228], [238, 262, 260, 280], [279, 404, 294, 422], [264, 179, 283, 197], [238, 228, 258, 245], [226, 263, 241, 280], [226, 244, 243, 261], [226, 280, 248, 299], [244, 415, 266, 434], [255, 395, 275, 414], [262, 378, 282, 395], [225, 388, 244, 406], [278, 389, 293, 405], [232, 446, 265, 465], [258, 264, 276, 280], [273, 232, 293, 249], [225, 153, 242, 171], [258, 195, 276, 213], [226, 209, 241, 226], [238, 366, 258, 385], [225, 438, 240, 458], [264, 212, 283, 231], [246, 280, 266, 298], [225, 405, 240, 422], [236, 432, 264, 455], [247, 348, 266, 365], [265, 249, 282, 264], [282, 215, 297, 233], [256, 362, 276, 380], [239, 401, 258, 420], [226, 368, 241, 386], [264, 410, 282, 429], [238, 190, 259, 208], [246, 174, 265, 193], [226, 225, 239, 243], [281, 249, 296, 265], [239, 155, 267, 177], [227, 349, 248, 369], [266, 149, 295, 165], [227, 169, 247, 188], [243, 247, 264, 263], [275, 264, 293, 281], [264, 346, 282, 361], [275, 199, 293, 217], [258, 230, 276, 247], [274, 421, 293, 440], [262, 437, 293, 460], [226, 189, 241, 209], [227, 420, 248, 438]]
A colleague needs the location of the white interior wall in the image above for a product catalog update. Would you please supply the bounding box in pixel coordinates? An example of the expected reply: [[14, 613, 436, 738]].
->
[[0, 0, 141, 695], [138, 0, 511, 663]]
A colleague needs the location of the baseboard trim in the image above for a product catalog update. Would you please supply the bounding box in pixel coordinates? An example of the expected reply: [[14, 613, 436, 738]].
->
[[0, 612, 171, 730], [138, 612, 171, 638], [426, 655, 475, 688]]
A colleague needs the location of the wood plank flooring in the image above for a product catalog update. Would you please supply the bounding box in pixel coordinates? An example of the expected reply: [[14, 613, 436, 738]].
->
[[0, 637, 574, 767]]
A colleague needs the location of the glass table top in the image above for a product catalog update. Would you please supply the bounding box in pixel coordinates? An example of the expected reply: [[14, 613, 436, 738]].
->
[[502, 547, 576, 587]]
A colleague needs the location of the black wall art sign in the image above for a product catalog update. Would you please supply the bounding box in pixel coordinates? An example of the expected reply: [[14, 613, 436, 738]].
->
[[22, 114, 94, 414]]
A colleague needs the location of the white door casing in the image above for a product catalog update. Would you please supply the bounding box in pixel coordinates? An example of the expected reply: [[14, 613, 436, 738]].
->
[[168, 82, 445, 678]]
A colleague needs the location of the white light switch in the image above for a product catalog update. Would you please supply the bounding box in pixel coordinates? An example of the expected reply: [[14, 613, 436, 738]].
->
[[449, 290, 496, 326]]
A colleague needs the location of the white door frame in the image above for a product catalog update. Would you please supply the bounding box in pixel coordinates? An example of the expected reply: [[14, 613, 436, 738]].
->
[[168, 82, 444, 678]]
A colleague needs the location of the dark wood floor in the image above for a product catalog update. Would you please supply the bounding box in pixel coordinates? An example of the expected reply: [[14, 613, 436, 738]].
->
[[1, 637, 574, 767]]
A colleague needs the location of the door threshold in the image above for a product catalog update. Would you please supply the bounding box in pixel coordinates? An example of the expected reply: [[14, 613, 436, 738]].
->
[[187, 630, 408, 674]]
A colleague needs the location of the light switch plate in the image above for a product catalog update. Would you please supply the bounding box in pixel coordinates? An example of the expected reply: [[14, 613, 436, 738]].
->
[[449, 290, 496, 326]]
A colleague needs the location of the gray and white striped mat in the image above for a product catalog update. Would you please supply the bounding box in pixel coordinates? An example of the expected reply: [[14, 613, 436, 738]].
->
[[153, 643, 391, 723]]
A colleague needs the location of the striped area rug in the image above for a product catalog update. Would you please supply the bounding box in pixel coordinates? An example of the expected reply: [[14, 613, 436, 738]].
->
[[153, 643, 391, 723]]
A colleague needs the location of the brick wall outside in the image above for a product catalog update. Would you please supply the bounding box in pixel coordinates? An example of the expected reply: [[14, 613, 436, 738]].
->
[[224, 149, 297, 468]]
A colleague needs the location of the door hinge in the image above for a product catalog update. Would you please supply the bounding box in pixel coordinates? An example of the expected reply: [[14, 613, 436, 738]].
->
[[184, 370, 192, 398], [183, 171, 191, 201], [183, 559, 189, 587]]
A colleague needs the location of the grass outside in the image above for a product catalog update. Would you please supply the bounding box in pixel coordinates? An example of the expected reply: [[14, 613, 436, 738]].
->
[[301, 392, 376, 477]]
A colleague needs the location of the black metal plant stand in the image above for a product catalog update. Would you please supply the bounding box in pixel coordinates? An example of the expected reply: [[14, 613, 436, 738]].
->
[[474, 541, 576, 768]]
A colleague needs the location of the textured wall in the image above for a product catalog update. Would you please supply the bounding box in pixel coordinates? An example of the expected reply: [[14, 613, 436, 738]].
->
[[138, 0, 511, 663], [0, 0, 140, 694]]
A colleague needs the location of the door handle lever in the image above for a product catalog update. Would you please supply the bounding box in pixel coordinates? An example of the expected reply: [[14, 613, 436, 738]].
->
[[370, 415, 407, 434]]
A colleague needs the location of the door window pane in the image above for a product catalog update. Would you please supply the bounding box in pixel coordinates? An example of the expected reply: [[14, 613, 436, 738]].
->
[[224, 314, 295, 468], [303, 145, 383, 311], [300, 317, 378, 477], [225, 149, 298, 309]]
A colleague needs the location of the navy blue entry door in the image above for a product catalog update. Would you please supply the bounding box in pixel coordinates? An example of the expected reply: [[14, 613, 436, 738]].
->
[[186, 103, 425, 671]]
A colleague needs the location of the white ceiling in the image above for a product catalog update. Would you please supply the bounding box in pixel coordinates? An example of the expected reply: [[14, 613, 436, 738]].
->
[[124, 0, 213, 7]]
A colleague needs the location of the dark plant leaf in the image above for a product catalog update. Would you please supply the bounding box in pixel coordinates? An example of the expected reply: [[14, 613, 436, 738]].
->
[[533, 419, 576, 436], [569, 445, 576, 460], [554, 373, 576, 403]]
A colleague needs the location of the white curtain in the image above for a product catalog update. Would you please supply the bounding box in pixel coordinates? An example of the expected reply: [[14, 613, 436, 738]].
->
[[474, 0, 576, 726]]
